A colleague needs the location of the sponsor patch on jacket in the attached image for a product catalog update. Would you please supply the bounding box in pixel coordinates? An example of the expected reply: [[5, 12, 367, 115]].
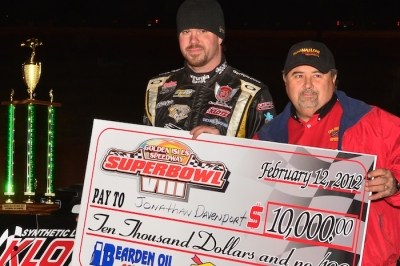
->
[[160, 81, 177, 94], [205, 107, 231, 118], [328, 126, 339, 142], [164, 123, 183, 130], [156, 100, 174, 109], [232, 70, 261, 83], [190, 74, 209, 84], [173, 89, 195, 98], [209, 83, 238, 108], [257, 101, 274, 111], [215, 61, 227, 74], [202, 118, 228, 128], [168, 104, 191, 122], [264, 112, 274, 122], [162, 81, 177, 88]]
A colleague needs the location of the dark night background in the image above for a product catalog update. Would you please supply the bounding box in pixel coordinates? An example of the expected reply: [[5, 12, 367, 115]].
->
[[0, 0, 399, 202]]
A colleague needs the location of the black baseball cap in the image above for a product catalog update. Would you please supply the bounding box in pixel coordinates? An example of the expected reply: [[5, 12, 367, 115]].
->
[[283, 40, 336, 74]]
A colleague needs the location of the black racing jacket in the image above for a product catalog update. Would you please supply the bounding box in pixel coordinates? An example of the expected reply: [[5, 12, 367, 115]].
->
[[144, 58, 276, 138]]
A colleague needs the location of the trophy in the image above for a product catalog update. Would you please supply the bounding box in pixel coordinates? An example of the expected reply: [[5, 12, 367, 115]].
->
[[1, 39, 61, 214], [21, 38, 43, 100]]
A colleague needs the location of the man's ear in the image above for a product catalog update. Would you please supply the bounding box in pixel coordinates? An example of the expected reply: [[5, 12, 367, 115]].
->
[[282, 73, 287, 83]]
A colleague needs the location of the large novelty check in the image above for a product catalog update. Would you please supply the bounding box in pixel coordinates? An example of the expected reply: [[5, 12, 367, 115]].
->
[[71, 119, 375, 266]]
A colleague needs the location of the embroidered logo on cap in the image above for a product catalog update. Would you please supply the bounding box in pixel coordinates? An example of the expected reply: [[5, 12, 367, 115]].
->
[[293, 48, 321, 57]]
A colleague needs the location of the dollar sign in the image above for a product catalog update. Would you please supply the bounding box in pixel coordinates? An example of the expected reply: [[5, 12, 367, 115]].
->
[[246, 203, 264, 229]]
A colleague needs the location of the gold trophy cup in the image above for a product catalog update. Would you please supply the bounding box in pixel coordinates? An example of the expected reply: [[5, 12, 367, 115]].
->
[[21, 38, 43, 99]]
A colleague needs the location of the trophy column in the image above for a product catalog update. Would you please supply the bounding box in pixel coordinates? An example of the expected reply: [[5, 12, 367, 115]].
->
[[4, 96, 15, 204], [25, 103, 36, 203], [45, 98, 56, 204]]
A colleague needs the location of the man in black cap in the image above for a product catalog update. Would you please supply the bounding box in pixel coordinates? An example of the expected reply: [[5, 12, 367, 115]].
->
[[144, 0, 275, 139], [254, 40, 400, 265]]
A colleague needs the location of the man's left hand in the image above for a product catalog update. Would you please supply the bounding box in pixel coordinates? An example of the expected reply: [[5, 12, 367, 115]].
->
[[366, 168, 399, 200], [190, 125, 220, 139]]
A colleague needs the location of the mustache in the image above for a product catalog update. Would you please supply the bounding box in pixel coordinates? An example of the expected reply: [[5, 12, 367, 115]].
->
[[186, 44, 205, 51], [300, 88, 318, 96]]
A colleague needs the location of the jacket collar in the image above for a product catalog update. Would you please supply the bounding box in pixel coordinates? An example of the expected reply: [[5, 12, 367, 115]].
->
[[184, 54, 227, 84], [258, 90, 373, 150]]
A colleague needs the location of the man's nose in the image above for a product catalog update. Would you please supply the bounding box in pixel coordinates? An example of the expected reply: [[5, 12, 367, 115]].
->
[[189, 32, 199, 44], [304, 76, 313, 89]]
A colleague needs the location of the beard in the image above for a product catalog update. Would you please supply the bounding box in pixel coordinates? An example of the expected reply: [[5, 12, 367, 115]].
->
[[298, 88, 318, 108], [184, 44, 209, 68]]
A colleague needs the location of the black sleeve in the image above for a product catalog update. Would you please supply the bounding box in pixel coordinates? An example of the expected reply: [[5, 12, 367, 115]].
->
[[245, 85, 276, 138]]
